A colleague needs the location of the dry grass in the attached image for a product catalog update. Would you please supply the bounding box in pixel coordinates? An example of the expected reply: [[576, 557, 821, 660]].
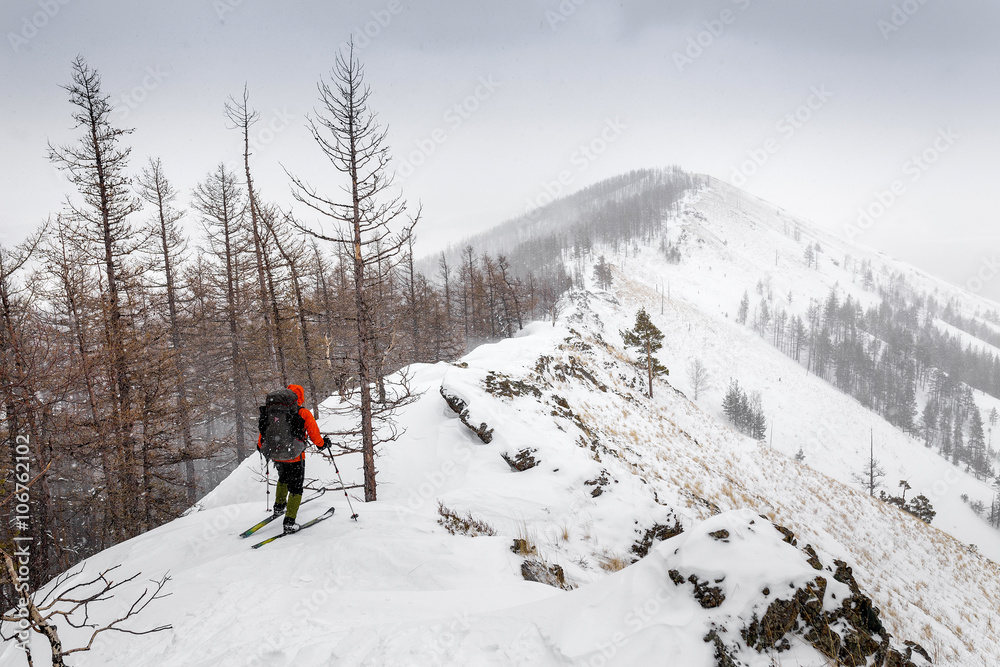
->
[[513, 519, 539, 555], [597, 550, 631, 572], [436, 501, 496, 537]]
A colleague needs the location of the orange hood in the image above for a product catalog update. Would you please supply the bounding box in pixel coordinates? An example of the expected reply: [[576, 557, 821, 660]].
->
[[288, 384, 305, 406]]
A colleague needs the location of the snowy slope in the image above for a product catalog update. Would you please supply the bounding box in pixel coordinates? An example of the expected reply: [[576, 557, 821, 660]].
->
[[602, 177, 1000, 565], [3, 289, 997, 666], [7, 175, 1000, 667]]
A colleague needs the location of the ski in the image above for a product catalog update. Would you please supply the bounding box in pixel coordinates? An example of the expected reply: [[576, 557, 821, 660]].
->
[[250, 507, 336, 549], [239, 490, 326, 538]]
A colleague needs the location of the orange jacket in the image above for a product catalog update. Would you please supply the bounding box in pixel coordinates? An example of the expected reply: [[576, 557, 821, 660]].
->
[[257, 384, 323, 463]]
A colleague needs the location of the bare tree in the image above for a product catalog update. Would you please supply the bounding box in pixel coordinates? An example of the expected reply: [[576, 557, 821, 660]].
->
[[1, 227, 62, 587], [136, 158, 201, 504], [225, 86, 285, 382], [262, 207, 322, 415], [852, 430, 886, 497], [287, 43, 416, 501], [404, 230, 421, 360], [687, 357, 711, 400], [48, 57, 145, 541], [193, 163, 251, 462], [0, 548, 171, 667]]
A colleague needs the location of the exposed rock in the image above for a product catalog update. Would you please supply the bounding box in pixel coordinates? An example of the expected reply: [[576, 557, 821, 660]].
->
[[803, 544, 823, 570], [773, 523, 797, 546], [440, 386, 494, 444], [690, 574, 727, 609], [584, 469, 612, 497], [440, 386, 467, 414], [631, 519, 684, 559], [737, 558, 931, 667], [521, 560, 572, 590], [833, 559, 862, 596], [668, 569, 726, 609], [501, 448, 539, 472], [703, 629, 740, 667], [905, 641, 932, 664], [552, 356, 608, 391], [651, 514, 939, 667]]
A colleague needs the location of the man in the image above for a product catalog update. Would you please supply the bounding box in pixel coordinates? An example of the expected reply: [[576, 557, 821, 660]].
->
[[258, 384, 328, 533]]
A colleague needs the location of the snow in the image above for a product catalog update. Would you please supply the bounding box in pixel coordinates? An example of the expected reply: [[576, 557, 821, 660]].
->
[[6, 180, 1000, 666], [619, 180, 1000, 564]]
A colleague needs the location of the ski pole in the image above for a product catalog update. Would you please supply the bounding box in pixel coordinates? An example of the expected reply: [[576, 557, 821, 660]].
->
[[322, 438, 358, 520], [262, 453, 270, 512]]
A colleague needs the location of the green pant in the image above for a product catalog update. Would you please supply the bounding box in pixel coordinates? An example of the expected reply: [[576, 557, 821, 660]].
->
[[274, 459, 305, 519]]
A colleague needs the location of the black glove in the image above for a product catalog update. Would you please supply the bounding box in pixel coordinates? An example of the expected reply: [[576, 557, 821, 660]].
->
[[321, 435, 332, 450]]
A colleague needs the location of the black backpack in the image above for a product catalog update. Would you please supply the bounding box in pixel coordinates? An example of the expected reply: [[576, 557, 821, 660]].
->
[[258, 389, 307, 461]]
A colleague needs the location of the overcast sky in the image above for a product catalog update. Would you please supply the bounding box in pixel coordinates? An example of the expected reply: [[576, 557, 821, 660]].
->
[[2, 1, 998, 299]]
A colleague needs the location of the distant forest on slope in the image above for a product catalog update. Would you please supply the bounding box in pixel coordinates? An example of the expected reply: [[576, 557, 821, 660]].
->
[[738, 244, 1000, 483], [435, 167, 701, 283]]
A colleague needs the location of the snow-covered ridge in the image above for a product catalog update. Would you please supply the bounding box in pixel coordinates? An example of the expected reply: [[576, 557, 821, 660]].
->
[[6, 286, 996, 666]]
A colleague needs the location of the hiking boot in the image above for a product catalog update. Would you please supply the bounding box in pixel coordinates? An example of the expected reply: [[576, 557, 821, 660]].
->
[[283, 517, 300, 534], [272, 503, 286, 518]]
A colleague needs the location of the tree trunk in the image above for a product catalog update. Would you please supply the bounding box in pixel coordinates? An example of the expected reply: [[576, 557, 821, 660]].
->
[[228, 88, 281, 381]]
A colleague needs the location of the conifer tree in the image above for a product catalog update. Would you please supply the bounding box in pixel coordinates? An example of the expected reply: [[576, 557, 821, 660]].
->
[[621, 308, 667, 399], [921, 401, 938, 447], [592, 255, 613, 290], [968, 407, 988, 479], [737, 290, 749, 325], [722, 379, 742, 425]]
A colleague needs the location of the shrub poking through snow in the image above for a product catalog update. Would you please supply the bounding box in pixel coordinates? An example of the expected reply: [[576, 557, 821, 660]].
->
[[483, 371, 542, 399], [878, 488, 937, 524], [510, 519, 539, 557], [436, 502, 496, 537]]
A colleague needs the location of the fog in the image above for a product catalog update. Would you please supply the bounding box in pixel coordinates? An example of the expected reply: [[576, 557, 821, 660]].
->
[[2, 0, 998, 298]]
